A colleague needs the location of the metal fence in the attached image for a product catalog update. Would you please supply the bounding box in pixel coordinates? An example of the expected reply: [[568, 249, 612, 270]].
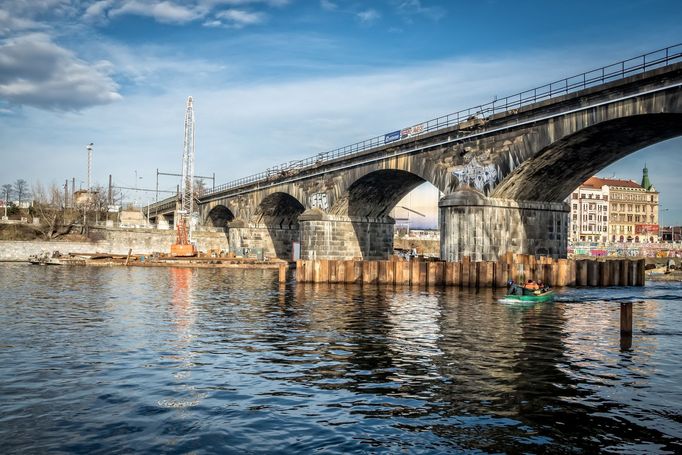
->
[[201, 44, 682, 199]]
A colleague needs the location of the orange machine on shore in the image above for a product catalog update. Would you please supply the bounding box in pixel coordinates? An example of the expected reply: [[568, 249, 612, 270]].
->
[[170, 218, 197, 257]]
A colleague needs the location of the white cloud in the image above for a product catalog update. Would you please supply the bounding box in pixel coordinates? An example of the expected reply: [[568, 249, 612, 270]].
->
[[320, 0, 337, 11], [0, 8, 48, 36], [396, 0, 446, 21], [201, 0, 288, 5], [83, 0, 116, 22], [357, 9, 380, 24], [81, 0, 289, 25], [89, 40, 227, 86], [215, 8, 266, 27], [0, 33, 121, 110], [108, 1, 199, 23]]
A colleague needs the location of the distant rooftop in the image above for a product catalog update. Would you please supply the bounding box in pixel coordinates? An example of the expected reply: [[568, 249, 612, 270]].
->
[[582, 176, 642, 189]]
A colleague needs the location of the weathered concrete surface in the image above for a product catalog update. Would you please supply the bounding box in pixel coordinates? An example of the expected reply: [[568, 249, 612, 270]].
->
[[164, 63, 682, 261], [0, 227, 229, 261], [439, 190, 569, 262]]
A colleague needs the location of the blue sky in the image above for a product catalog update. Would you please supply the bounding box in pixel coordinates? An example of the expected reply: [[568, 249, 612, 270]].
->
[[1, 0, 681, 225]]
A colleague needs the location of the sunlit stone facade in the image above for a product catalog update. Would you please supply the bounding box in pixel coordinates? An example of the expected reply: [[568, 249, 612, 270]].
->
[[569, 166, 659, 243]]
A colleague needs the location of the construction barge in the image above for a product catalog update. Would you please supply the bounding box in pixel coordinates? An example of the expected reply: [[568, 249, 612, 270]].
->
[[28, 250, 286, 269]]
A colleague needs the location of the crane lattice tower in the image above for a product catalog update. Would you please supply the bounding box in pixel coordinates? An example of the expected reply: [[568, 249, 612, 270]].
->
[[181, 96, 195, 216]]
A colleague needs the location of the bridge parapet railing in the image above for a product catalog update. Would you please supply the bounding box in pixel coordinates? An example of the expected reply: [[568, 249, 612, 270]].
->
[[145, 195, 178, 213], [203, 44, 682, 199]]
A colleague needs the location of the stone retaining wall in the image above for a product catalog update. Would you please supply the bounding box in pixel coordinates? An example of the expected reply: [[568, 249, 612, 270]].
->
[[0, 227, 229, 261]]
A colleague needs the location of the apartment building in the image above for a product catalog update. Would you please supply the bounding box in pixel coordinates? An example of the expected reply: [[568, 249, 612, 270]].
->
[[569, 165, 659, 243]]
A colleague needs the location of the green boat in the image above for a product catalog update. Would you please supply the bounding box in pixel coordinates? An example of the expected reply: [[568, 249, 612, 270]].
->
[[501, 283, 555, 303]]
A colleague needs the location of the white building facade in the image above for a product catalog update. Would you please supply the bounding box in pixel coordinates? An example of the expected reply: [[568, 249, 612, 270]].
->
[[569, 178, 610, 243]]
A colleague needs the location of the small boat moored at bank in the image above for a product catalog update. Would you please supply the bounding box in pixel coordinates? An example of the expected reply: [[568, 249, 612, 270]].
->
[[28, 251, 64, 265]]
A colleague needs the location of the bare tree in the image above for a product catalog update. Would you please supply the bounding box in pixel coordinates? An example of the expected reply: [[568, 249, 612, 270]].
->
[[194, 178, 207, 197], [32, 181, 78, 240], [1, 184, 12, 203], [13, 179, 29, 204]]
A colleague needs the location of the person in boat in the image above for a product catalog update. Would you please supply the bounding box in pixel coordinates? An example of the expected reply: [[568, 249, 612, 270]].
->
[[507, 280, 525, 296], [537, 280, 550, 292], [524, 279, 540, 291]]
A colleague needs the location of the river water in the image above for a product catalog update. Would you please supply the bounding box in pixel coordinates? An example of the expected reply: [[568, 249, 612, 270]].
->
[[0, 263, 680, 454]]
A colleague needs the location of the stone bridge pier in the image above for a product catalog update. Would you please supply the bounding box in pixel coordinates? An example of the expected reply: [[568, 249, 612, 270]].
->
[[439, 190, 569, 262], [298, 210, 394, 260]]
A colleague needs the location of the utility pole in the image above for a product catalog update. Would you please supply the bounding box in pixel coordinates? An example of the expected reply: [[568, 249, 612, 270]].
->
[[108, 174, 113, 205], [64, 180, 68, 209], [86, 143, 93, 191]]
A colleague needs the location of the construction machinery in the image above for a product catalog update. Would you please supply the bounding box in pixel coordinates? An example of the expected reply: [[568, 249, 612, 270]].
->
[[171, 96, 198, 257]]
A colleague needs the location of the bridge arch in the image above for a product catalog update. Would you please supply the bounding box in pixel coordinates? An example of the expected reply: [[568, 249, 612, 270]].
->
[[247, 192, 305, 260], [255, 191, 306, 227], [330, 169, 439, 218], [205, 204, 235, 228], [491, 114, 682, 202]]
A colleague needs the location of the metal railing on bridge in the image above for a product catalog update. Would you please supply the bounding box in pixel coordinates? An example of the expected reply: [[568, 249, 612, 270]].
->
[[203, 44, 682, 199]]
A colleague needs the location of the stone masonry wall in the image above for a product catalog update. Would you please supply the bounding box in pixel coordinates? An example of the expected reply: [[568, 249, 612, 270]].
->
[[0, 227, 229, 261], [299, 215, 394, 260], [440, 195, 568, 262], [227, 225, 300, 260]]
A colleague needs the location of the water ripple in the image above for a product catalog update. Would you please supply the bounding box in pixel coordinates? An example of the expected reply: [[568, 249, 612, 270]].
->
[[0, 264, 681, 453]]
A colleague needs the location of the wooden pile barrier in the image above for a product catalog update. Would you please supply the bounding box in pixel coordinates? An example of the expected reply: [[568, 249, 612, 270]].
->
[[295, 254, 645, 288]]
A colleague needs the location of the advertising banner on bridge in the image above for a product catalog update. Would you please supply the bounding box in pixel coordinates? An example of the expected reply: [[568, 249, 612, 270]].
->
[[384, 130, 401, 143], [401, 123, 425, 139], [635, 224, 659, 235]]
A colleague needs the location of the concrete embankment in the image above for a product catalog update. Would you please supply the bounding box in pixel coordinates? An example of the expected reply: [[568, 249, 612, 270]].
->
[[0, 227, 229, 261]]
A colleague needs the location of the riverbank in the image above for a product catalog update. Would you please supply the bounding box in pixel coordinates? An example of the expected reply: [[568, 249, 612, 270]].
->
[[0, 226, 229, 261]]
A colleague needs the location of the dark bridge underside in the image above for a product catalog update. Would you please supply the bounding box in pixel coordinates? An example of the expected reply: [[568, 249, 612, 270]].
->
[[207, 205, 235, 227], [331, 170, 426, 218], [256, 192, 305, 227], [493, 114, 682, 202]]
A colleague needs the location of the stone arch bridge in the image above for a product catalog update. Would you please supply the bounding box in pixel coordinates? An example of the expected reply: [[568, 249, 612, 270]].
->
[[147, 47, 682, 261]]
